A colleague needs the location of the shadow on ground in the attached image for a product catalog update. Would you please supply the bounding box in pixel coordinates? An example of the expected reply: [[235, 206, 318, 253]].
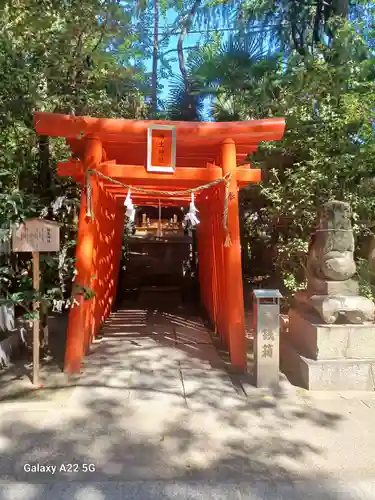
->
[[0, 298, 372, 499]]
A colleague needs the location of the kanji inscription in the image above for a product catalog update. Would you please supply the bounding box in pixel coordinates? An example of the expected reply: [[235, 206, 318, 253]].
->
[[150, 129, 173, 168], [261, 343, 274, 358], [12, 219, 60, 252], [262, 329, 275, 341], [158, 134, 165, 164]]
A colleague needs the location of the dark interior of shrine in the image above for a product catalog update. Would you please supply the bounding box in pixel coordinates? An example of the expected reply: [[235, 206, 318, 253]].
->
[[116, 205, 199, 309]]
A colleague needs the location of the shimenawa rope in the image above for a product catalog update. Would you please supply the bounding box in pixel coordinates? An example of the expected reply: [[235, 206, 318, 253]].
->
[[85, 170, 93, 218], [85, 169, 232, 247]]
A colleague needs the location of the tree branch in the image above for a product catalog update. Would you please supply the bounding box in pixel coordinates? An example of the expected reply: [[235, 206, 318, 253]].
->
[[90, 6, 110, 55], [291, 23, 306, 56], [161, 46, 198, 58]]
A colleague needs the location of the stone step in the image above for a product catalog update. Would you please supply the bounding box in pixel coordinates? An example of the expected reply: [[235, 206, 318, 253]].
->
[[285, 308, 375, 360], [280, 338, 375, 391]]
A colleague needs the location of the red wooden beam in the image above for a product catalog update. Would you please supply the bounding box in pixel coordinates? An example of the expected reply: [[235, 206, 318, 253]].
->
[[114, 195, 191, 203], [236, 167, 261, 185], [113, 195, 190, 207], [58, 161, 225, 186], [67, 138, 258, 159], [57, 161, 261, 191], [98, 146, 257, 159], [107, 184, 193, 194], [34, 112, 285, 144]]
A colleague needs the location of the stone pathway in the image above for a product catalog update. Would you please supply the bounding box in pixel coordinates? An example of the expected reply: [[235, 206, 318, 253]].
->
[[0, 305, 375, 498]]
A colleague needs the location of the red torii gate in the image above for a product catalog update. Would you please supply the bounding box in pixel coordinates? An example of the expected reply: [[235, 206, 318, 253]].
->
[[34, 112, 285, 374]]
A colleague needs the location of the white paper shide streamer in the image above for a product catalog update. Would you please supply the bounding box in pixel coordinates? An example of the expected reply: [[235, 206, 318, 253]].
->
[[124, 189, 136, 230], [183, 193, 200, 235]]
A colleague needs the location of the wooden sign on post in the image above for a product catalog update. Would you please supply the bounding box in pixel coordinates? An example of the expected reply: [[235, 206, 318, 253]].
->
[[12, 218, 60, 253], [12, 219, 60, 387], [147, 125, 176, 173]]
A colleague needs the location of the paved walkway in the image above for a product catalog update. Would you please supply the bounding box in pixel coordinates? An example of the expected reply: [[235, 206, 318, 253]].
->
[[0, 305, 375, 498]]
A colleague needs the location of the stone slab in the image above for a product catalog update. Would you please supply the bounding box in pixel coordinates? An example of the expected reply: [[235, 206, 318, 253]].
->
[[174, 327, 212, 345], [307, 276, 359, 296], [176, 343, 223, 366], [286, 308, 375, 360], [150, 326, 212, 345], [280, 338, 375, 391]]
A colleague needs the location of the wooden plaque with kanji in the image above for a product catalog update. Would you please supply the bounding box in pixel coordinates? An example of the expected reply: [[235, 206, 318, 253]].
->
[[147, 126, 176, 173]]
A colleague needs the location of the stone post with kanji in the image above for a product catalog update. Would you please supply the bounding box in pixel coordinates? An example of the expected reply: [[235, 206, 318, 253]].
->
[[253, 289, 282, 388]]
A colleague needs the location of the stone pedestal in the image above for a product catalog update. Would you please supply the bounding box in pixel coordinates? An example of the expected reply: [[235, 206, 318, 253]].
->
[[295, 290, 375, 324], [280, 200, 375, 390], [307, 276, 359, 296], [280, 308, 375, 390]]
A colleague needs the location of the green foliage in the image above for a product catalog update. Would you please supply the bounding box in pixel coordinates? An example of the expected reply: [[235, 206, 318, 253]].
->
[[189, 32, 281, 120], [248, 23, 375, 294], [187, 8, 375, 300], [164, 32, 276, 120], [238, 0, 372, 54], [356, 257, 375, 301], [0, 0, 147, 321]]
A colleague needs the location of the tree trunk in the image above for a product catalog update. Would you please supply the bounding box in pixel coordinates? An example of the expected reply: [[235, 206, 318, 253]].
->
[[151, 0, 159, 118], [177, 0, 201, 89], [333, 0, 349, 18], [313, 0, 324, 46], [38, 135, 50, 188]]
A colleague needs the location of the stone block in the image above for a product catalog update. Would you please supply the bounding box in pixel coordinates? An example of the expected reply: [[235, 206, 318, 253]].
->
[[286, 308, 375, 360], [280, 338, 375, 391], [307, 276, 359, 296], [294, 291, 375, 324]]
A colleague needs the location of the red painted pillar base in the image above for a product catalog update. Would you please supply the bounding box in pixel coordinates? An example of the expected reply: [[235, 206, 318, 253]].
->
[[64, 296, 87, 374]]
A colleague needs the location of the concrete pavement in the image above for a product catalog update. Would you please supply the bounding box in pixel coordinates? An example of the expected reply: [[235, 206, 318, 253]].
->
[[1, 479, 375, 499], [0, 306, 375, 498]]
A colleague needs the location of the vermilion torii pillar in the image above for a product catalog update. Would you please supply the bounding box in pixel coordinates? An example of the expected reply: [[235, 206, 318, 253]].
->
[[64, 137, 102, 374], [221, 139, 246, 370]]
